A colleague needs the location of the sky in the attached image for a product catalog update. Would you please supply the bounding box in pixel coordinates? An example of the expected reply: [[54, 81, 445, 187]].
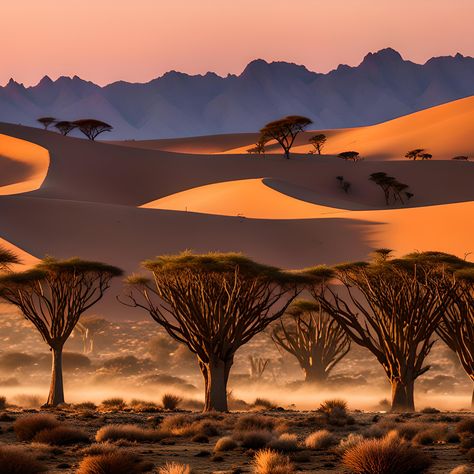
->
[[2, 0, 474, 86]]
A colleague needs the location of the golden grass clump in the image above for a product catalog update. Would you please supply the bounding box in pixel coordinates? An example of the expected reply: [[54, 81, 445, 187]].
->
[[0, 445, 47, 474], [450, 466, 471, 474], [160, 414, 222, 437], [13, 414, 60, 441], [158, 462, 192, 474], [252, 448, 294, 474], [162, 393, 183, 410], [100, 397, 126, 411], [234, 414, 282, 432], [76, 451, 151, 474], [214, 436, 238, 452], [96, 424, 166, 442], [342, 432, 432, 474], [236, 429, 273, 449], [33, 425, 90, 445], [337, 433, 365, 454], [268, 433, 299, 452], [304, 429, 336, 449]]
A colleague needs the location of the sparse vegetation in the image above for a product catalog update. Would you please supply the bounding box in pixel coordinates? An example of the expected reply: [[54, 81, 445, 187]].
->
[[162, 393, 183, 410], [214, 436, 238, 452], [33, 425, 90, 445], [0, 445, 47, 473], [309, 134, 327, 155], [96, 424, 165, 442], [101, 397, 126, 411], [13, 414, 60, 441], [252, 448, 294, 474], [76, 451, 151, 474], [338, 151, 362, 162], [268, 433, 299, 452], [304, 429, 336, 449]]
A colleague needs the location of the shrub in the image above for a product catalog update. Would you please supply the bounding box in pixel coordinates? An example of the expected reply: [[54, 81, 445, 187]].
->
[[304, 429, 335, 449], [235, 414, 280, 432], [412, 424, 456, 445], [396, 422, 431, 441], [252, 448, 294, 474], [14, 414, 60, 441], [342, 433, 432, 474], [0, 445, 47, 474], [34, 425, 90, 445], [450, 466, 471, 474], [420, 407, 440, 414], [214, 436, 237, 452], [101, 398, 126, 410], [75, 402, 98, 411], [0, 395, 6, 410], [237, 430, 273, 449], [253, 398, 276, 410], [96, 424, 166, 442], [162, 394, 182, 410], [160, 414, 222, 437], [130, 399, 160, 412], [337, 433, 365, 454], [457, 418, 474, 436], [268, 433, 299, 452], [76, 451, 151, 474], [318, 399, 348, 418], [158, 462, 192, 474]]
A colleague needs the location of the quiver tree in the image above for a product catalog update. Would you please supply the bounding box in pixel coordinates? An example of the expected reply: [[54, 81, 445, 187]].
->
[[249, 355, 270, 380], [306, 250, 456, 412], [431, 264, 474, 408], [0, 258, 122, 407], [54, 121, 77, 136], [309, 134, 327, 155], [37, 117, 56, 130], [260, 116, 312, 159], [73, 119, 113, 141], [272, 300, 350, 383], [75, 315, 110, 354], [121, 252, 312, 412]]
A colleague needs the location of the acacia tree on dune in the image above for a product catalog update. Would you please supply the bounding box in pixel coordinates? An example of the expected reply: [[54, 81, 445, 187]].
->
[[37, 117, 56, 130], [73, 119, 113, 141], [309, 134, 327, 155], [405, 148, 432, 160], [272, 300, 351, 384], [121, 252, 311, 412], [307, 250, 460, 412], [260, 115, 312, 159], [54, 121, 77, 136], [0, 258, 122, 407]]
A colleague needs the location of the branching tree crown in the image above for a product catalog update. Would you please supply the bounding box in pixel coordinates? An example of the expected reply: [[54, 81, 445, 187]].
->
[[122, 251, 315, 412], [309, 134, 327, 155], [73, 119, 113, 141], [338, 151, 362, 162], [405, 148, 427, 160], [272, 299, 350, 383], [0, 257, 122, 406], [369, 172, 413, 205], [37, 117, 56, 130], [54, 121, 77, 136], [260, 116, 312, 159]]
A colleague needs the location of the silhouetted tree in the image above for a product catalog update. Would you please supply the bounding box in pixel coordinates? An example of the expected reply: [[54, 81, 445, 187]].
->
[[249, 355, 270, 380], [309, 134, 327, 155], [405, 149, 425, 160], [73, 119, 113, 141], [247, 139, 266, 156], [0, 247, 20, 271], [54, 121, 77, 136], [452, 156, 469, 161], [369, 172, 412, 205], [307, 250, 456, 412], [0, 258, 122, 407], [338, 151, 361, 162], [272, 300, 350, 383], [122, 252, 312, 412], [336, 176, 351, 193], [75, 315, 109, 354], [420, 153, 432, 160], [260, 116, 312, 159], [37, 117, 56, 130]]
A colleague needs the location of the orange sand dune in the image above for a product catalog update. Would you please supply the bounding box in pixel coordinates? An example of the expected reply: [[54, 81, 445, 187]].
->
[[0, 133, 49, 194], [222, 96, 474, 160], [0, 237, 39, 269]]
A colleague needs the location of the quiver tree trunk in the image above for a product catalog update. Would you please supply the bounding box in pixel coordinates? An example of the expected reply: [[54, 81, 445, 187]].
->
[[304, 364, 329, 384], [391, 378, 415, 412], [45, 346, 65, 407], [199, 357, 232, 412]]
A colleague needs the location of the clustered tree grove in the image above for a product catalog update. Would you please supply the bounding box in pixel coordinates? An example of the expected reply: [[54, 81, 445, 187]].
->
[[37, 117, 113, 140]]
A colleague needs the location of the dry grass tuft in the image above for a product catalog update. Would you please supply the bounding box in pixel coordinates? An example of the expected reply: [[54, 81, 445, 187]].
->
[[342, 432, 432, 474], [0, 445, 47, 474], [456, 418, 474, 435], [81, 443, 118, 456], [337, 433, 365, 454], [33, 425, 90, 445], [76, 451, 151, 474], [96, 424, 166, 442], [158, 462, 192, 474], [0, 395, 7, 410], [13, 414, 60, 441], [268, 433, 299, 452], [74, 402, 98, 411], [450, 466, 471, 474], [214, 436, 238, 452], [101, 398, 126, 411], [235, 414, 281, 432], [253, 398, 277, 410], [252, 448, 294, 474], [130, 399, 160, 413], [160, 414, 222, 437], [162, 394, 183, 410], [236, 430, 273, 449], [304, 429, 336, 449]]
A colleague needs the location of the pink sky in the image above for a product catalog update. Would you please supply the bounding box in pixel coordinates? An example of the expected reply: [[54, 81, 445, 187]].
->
[[3, 0, 474, 86]]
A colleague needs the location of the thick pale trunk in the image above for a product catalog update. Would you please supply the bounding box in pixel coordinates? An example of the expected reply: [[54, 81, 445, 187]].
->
[[391, 379, 415, 412], [471, 384, 473, 410], [45, 346, 65, 407], [200, 358, 231, 412], [304, 365, 328, 384]]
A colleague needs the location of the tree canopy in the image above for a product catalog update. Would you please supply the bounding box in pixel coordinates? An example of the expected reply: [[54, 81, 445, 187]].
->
[[73, 119, 113, 141]]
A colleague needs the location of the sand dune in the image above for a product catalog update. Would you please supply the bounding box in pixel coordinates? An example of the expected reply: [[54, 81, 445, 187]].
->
[[0, 133, 49, 194], [0, 98, 473, 317]]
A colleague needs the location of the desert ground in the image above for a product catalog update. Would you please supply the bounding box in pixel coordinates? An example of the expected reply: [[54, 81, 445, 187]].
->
[[0, 96, 473, 473]]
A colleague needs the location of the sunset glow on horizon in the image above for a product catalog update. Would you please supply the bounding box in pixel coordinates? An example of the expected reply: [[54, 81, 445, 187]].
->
[[3, 0, 474, 86]]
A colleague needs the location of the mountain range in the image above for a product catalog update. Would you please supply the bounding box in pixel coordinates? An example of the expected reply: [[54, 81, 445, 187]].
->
[[2, 48, 474, 139]]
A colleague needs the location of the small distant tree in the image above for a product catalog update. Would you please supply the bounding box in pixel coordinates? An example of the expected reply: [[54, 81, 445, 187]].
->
[[405, 149, 425, 160], [309, 134, 327, 155], [260, 116, 313, 159], [338, 151, 361, 162], [73, 119, 113, 141], [307, 250, 459, 412], [272, 300, 350, 383], [121, 252, 312, 412], [249, 355, 270, 380], [0, 258, 122, 407], [247, 139, 266, 156], [336, 176, 351, 193], [452, 156, 469, 161], [37, 117, 56, 130], [54, 121, 77, 136], [420, 153, 432, 160], [369, 172, 413, 205], [75, 315, 110, 354]]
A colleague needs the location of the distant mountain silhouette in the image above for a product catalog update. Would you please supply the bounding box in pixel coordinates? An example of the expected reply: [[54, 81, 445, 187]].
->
[[2, 48, 474, 139]]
